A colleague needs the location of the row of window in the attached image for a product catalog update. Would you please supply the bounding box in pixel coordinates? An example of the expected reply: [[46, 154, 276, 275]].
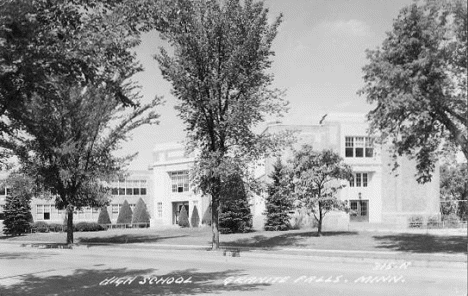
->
[[170, 171, 190, 193], [111, 187, 147, 196], [345, 136, 374, 158], [35, 204, 102, 220], [349, 173, 369, 187], [110, 179, 147, 196]]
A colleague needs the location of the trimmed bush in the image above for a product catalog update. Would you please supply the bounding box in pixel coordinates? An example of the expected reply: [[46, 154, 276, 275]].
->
[[31, 221, 49, 233], [117, 200, 133, 224], [97, 207, 111, 225], [75, 222, 105, 232], [426, 216, 440, 228], [191, 206, 200, 227], [443, 213, 461, 227], [408, 215, 423, 228], [131, 198, 150, 226], [178, 206, 190, 228], [202, 206, 211, 226], [48, 223, 65, 232]]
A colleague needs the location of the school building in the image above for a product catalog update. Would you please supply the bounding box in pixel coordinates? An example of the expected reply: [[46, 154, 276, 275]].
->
[[0, 113, 440, 229]]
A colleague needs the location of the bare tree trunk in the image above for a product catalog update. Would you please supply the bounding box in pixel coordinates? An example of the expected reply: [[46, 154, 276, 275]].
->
[[317, 203, 323, 236], [211, 197, 220, 250], [66, 205, 74, 245]]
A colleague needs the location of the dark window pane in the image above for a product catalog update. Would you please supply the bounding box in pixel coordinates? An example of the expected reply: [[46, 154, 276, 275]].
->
[[345, 148, 353, 157], [365, 148, 373, 157], [355, 148, 364, 157], [0, 187, 5, 195], [119, 188, 125, 195], [126, 188, 133, 195], [111, 188, 118, 195], [178, 186, 183, 193], [133, 188, 140, 195], [361, 202, 368, 216], [363, 173, 368, 187], [140, 188, 147, 195], [44, 212, 50, 220], [356, 174, 361, 187]]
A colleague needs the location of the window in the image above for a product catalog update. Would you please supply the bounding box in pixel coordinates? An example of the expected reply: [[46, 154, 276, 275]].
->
[[349, 173, 369, 187], [126, 188, 133, 195], [345, 137, 374, 158], [170, 171, 189, 193], [157, 202, 162, 218], [118, 188, 125, 195], [140, 188, 147, 195], [36, 204, 44, 220], [111, 188, 118, 195], [363, 173, 368, 187], [0, 187, 5, 196], [111, 204, 119, 217], [44, 205, 51, 220], [133, 188, 140, 195], [345, 137, 354, 157], [355, 137, 364, 157], [365, 138, 374, 157]]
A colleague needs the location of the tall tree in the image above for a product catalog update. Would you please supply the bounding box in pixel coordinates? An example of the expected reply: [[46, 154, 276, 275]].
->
[[2, 173, 35, 236], [0, 1, 162, 244], [264, 158, 294, 231], [9, 82, 160, 244], [155, 0, 287, 249], [291, 145, 352, 236], [358, 0, 467, 183]]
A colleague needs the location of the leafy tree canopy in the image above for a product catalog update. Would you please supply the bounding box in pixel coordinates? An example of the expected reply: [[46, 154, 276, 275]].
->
[[359, 0, 467, 183], [291, 145, 352, 235], [155, 0, 288, 248]]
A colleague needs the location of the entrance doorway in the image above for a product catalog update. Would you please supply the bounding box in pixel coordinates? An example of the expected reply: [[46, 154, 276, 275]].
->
[[172, 202, 189, 224], [349, 200, 369, 222]]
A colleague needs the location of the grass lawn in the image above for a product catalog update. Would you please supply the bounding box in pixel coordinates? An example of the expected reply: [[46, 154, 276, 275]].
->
[[1, 227, 466, 254]]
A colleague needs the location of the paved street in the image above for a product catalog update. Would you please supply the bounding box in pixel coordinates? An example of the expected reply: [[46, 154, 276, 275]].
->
[[0, 243, 465, 296]]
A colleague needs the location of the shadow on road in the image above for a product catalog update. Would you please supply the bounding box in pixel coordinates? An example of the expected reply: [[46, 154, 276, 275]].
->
[[78, 234, 188, 245], [0, 267, 269, 296], [0, 252, 55, 260], [373, 234, 467, 254], [222, 231, 359, 249]]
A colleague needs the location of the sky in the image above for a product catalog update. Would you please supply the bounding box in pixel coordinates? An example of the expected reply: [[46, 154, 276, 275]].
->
[[120, 0, 416, 171]]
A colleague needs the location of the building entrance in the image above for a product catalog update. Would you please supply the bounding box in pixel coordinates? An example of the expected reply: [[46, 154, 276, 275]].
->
[[172, 202, 189, 224], [349, 200, 369, 222]]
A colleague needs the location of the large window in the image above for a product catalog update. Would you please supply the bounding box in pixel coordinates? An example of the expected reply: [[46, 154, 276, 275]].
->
[[350, 173, 369, 187], [111, 179, 148, 196], [345, 137, 374, 158], [170, 171, 189, 193]]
